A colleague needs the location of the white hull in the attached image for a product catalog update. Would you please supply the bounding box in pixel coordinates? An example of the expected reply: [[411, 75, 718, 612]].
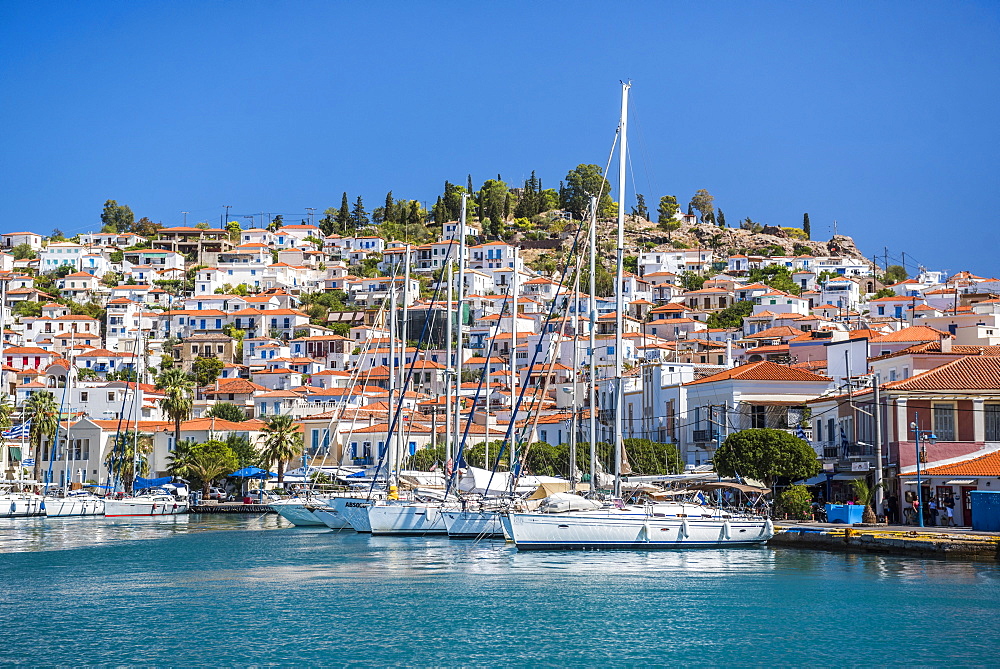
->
[[311, 507, 353, 530], [501, 509, 774, 550], [44, 497, 105, 517], [103, 497, 187, 517], [1, 493, 45, 517], [368, 502, 448, 536], [442, 510, 506, 539], [271, 500, 326, 526], [334, 497, 377, 533]]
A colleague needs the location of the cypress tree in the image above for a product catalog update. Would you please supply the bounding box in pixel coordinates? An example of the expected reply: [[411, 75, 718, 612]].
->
[[383, 191, 394, 224], [336, 192, 350, 233], [351, 196, 368, 230], [803, 213, 811, 239], [718, 209, 726, 228]]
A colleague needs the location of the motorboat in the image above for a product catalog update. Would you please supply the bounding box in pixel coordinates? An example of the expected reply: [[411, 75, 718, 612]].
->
[[103, 489, 188, 517]]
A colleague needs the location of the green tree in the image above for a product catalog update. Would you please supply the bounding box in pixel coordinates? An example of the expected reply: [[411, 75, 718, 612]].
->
[[13, 301, 43, 318], [105, 430, 153, 492], [25, 391, 58, 484], [850, 477, 879, 524], [689, 189, 714, 224], [156, 368, 194, 450], [632, 193, 649, 220], [717, 208, 727, 228], [563, 164, 614, 219], [205, 402, 248, 422], [186, 439, 239, 496], [106, 369, 137, 382], [713, 428, 821, 488], [11, 243, 36, 260], [776, 484, 813, 520], [225, 220, 241, 242], [224, 433, 259, 470], [351, 196, 369, 230], [192, 357, 224, 388], [100, 199, 135, 234], [268, 214, 284, 232], [740, 217, 763, 233], [657, 195, 681, 239], [258, 414, 302, 483], [478, 178, 508, 234], [747, 265, 800, 294], [883, 265, 908, 284], [335, 193, 351, 233], [802, 213, 811, 240], [405, 444, 446, 471], [679, 271, 706, 291], [705, 300, 754, 329], [319, 207, 337, 236]]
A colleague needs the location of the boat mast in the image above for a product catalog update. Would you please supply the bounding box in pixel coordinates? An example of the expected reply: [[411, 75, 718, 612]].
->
[[388, 258, 397, 487], [510, 248, 518, 418], [613, 81, 629, 499], [445, 262, 453, 468], [588, 196, 598, 495], [569, 249, 580, 492], [453, 194, 467, 475], [398, 245, 410, 476]]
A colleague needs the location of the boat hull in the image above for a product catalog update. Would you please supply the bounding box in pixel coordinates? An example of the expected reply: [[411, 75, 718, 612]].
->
[[1, 494, 45, 518], [368, 503, 448, 536], [311, 508, 353, 530], [271, 500, 326, 526], [103, 497, 187, 517], [442, 510, 505, 539], [44, 497, 105, 517], [501, 511, 773, 550], [333, 497, 377, 533]]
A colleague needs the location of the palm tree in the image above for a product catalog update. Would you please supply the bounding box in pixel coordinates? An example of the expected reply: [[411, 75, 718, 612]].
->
[[185, 440, 239, 496], [258, 414, 302, 484], [156, 368, 194, 449], [851, 478, 878, 525], [104, 429, 153, 492], [24, 391, 58, 483]]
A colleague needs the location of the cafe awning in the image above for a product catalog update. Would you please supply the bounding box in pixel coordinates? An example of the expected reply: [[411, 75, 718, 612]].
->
[[944, 479, 976, 486]]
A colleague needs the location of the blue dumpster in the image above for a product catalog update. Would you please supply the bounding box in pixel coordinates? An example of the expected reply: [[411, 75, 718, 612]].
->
[[970, 491, 1000, 532], [826, 503, 866, 524]]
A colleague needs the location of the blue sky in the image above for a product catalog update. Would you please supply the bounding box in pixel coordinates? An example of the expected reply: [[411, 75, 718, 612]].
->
[[2, 1, 998, 276]]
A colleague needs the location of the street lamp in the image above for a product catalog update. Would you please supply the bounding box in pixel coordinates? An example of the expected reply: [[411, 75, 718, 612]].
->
[[909, 413, 938, 527]]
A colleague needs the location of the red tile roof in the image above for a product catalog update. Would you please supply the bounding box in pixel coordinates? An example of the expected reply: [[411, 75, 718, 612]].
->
[[685, 360, 830, 385], [882, 356, 1000, 392], [923, 450, 1000, 477]]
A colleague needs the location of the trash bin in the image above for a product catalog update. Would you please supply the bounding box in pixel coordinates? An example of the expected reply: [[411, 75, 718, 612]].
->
[[825, 503, 865, 524], [243, 496, 252, 504]]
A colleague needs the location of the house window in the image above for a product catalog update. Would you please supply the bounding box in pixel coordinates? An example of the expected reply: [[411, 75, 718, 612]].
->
[[932, 403, 955, 441], [985, 404, 1000, 441], [750, 405, 768, 429], [108, 392, 115, 401]]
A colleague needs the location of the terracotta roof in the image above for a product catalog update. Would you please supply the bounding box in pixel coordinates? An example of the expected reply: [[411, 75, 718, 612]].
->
[[745, 326, 806, 339], [882, 356, 1000, 392], [923, 450, 1000, 477], [873, 326, 950, 343], [203, 378, 267, 394], [685, 360, 831, 385]]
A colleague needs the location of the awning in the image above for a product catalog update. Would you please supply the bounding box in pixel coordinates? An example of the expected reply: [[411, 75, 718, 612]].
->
[[945, 479, 976, 486], [832, 473, 868, 481]]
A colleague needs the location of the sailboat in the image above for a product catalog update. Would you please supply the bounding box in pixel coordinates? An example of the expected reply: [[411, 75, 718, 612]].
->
[[0, 480, 45, 517], [500, 83, 774, 550], [102, 333, 188, 517]]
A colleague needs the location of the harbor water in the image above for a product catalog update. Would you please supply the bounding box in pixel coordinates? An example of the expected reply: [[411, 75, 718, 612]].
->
[[2, 515, 998, 666]]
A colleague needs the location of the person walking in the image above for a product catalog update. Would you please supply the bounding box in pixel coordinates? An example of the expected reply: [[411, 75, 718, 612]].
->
[[928, 497, 939, 526], [945, 498, 955, 527]]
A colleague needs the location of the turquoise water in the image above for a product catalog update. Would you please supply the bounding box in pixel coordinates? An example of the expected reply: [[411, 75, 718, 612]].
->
[[2, 515, 998, 666]]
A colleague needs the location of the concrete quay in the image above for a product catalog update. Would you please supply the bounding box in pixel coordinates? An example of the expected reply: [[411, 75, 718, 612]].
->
[[770, 521, 1000, 560]]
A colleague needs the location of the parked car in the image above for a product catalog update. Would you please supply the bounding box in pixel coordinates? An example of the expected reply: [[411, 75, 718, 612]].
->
[[207, 487, 228, 501]]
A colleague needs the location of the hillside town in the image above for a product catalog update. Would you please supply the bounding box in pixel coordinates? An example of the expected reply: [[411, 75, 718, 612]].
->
[[2, 206, 1000, 527]]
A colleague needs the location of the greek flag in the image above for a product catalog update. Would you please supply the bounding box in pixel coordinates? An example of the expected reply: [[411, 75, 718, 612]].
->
[[795, 425, 808, 441], [840, 426, 851, 459], [2, 421, 30, 439]]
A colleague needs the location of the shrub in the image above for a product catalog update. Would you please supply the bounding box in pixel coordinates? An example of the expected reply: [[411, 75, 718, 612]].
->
[[777, 485, 813, 520]]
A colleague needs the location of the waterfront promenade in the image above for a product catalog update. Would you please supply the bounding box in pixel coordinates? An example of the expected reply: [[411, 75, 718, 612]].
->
[[772, 521, 1000, 559]]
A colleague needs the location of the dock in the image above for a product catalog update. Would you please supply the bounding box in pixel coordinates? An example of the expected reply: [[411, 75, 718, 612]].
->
[[770, 522, 1000, 560], [188, 503, 275, 514]]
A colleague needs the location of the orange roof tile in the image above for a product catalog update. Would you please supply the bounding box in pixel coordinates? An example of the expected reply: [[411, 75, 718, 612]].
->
[[881, 356, 1000, 392], [685, 360, 830, 385]]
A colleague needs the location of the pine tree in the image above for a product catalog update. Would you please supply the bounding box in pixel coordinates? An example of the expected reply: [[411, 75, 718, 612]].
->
[[633, 194, 649, 220], [335, 193, 350, 233], [383, 191, 394, 224], [351, 196, 368, 230], [718, 209, 726, 228], [432, 196, 448, 225], [408, 200, 422, 226], [803, 213, 811, 240], [687, 203, 693, 216]]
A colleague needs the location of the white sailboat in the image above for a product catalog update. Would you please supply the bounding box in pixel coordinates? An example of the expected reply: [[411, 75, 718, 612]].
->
[[501, 83, 774, 550], [44, 490, 105, 517], [0, 481, 45, 518]]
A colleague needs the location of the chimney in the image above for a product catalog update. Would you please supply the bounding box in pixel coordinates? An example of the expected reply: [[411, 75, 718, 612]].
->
[[940, 334, 952, 354]]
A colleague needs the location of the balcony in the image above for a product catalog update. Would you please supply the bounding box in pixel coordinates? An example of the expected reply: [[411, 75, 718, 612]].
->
[[693, 429, 715, 443]]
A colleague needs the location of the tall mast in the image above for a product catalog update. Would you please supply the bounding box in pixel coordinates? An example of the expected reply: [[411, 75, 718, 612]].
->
[[613, 81, 630, 498], [510, 248, 518, 417], [453, 194, 467, 469], [398, 246, 410, 476], [588, 196, 598, 495], [387, 259, 397, 486], [569, 247, 580, 492], [445, 262, 453, 467]]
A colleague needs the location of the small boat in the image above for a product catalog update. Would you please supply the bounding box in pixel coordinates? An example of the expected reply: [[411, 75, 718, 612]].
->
[[44, 491, 105, 517], [501, 493, 773, 550], [103, 491, 188, 517], [0, 482, 45, 518], [310, 505, 353, 530], [333, 496, 380, 533], [442, 508, 506, 539], [270, 498, 327, 526], [368, 500, 449, 536]]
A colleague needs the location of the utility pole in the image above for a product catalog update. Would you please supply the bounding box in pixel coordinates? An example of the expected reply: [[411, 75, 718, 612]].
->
[[182, 212, 189, 226], [222, 205, 232, 229], [883, 247, 889, 275], [306, 207, 315, 226]]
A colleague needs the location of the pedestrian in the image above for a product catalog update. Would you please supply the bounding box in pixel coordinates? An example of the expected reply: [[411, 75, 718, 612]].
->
[[928, 497, 939, 526], [945, 498, 955, 527]]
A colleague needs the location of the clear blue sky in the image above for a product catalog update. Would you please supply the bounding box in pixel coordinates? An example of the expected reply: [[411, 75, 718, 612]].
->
[[2, 1, 998, 276]]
